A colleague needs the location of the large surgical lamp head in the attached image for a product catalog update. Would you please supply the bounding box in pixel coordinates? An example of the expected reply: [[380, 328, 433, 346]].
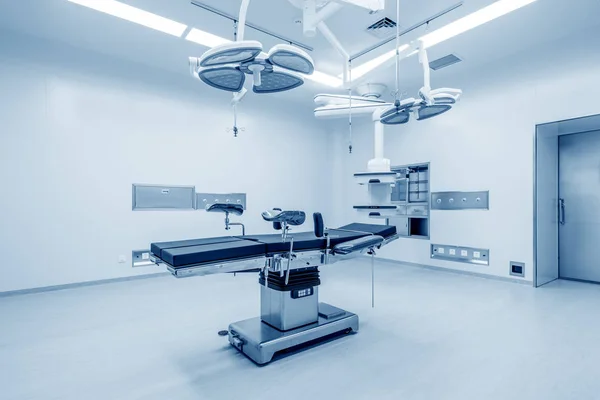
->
[[379, 98, 416, 125], [191, 0, 315, 95]]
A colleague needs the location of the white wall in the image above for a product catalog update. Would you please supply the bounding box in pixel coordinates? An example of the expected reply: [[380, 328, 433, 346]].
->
[[0, 31, 332, 292], [329, 26, 600, 282]]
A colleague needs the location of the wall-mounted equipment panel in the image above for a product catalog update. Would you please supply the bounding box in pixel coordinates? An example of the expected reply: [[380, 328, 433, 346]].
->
[[431, 191, 489, 210], [132, 184, 196, 211], [132, 249, 155, 268], [510, 261, 525, 277], [430, 244, 489, 266], [196, 193, 247, 211]]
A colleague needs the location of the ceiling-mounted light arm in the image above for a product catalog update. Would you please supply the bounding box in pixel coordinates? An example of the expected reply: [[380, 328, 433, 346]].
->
[[229, 0, 251, 128], [231, 88, 248, 105], [417, 40, 433, 105], [317, 21, 350, 85], [190, 1, 314, 51], [188, 57, 201, 80], [237, 0, 251, 41], [300, 1, 343, 37]]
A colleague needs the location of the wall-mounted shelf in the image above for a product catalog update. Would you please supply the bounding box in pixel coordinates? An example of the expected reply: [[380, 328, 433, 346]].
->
[[387, 162, 430, 239], [354, 171, 397, 185]]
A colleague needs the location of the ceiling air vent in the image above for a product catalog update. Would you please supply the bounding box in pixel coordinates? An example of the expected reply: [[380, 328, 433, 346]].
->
[[429, 54, 462, 71], [366, 17, 397, 39]]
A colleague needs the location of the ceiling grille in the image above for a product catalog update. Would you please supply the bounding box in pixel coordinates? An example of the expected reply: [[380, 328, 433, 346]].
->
[[366, 17, 397, 39]]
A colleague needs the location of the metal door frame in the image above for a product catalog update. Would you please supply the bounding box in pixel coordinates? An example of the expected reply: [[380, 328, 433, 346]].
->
[[534, 113, 600, 287]]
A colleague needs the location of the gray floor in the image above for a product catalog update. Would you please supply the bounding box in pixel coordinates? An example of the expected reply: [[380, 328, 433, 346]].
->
[[2, 260, 600, 400]]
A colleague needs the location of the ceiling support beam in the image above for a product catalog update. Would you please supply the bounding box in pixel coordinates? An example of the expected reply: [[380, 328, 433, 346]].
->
[[190, 0, 314, 52]]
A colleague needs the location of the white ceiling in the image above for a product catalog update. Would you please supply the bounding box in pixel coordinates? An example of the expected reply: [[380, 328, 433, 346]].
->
[[1, 0, 600, 102]]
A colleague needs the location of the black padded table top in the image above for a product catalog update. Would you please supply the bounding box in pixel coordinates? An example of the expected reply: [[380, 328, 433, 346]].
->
[[159, 239, 266, 268], [151, 236, 240, 260], [151, 223, 397, 268]]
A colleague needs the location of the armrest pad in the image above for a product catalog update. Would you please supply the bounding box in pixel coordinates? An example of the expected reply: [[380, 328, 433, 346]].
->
[[206, 203, 244, 216], [332, 235, 384, 255], [262, 209, 306, 226]]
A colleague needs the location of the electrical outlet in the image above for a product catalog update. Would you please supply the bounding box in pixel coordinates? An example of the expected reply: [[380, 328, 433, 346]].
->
[[431, 244, 489, 266], [132, 250, 156, 268]]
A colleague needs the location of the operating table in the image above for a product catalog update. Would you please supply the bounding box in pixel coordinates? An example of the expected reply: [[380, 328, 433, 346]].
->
[[149, 207, 398, 364]]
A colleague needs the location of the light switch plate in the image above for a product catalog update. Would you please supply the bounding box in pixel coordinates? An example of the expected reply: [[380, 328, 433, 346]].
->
[[431, 244, 489, 266]]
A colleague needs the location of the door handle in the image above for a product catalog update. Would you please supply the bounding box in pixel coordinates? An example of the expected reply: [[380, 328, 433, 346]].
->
[[559, 198, 566, 225]]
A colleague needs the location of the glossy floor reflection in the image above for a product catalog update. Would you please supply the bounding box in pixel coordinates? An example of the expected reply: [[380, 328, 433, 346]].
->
[[2, 260, 599, 400]]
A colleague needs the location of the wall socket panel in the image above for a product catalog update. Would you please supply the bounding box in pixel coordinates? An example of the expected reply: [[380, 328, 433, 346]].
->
[[195, 193, 247, 211], [132, 250, 156, 268], [431, 244, 489, 266], [431, 191, 489, 210]]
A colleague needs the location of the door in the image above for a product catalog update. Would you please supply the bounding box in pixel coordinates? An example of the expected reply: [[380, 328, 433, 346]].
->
[[535, 125, 560, 286], [559, 130, 600, 282]]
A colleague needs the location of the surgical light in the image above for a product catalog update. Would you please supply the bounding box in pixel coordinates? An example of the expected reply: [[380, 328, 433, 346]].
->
[[67, 0, 188, 37], [186, 29, 340, 88], [185, 28, 231, 48], [420, 0, 538, 49]]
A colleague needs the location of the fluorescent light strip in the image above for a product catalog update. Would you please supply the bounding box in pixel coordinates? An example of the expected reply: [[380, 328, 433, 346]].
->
[[420, 0, 538, 48], [306, 71, 343, 88], [186, 28, 232, 47], [67, 0, 187, 37], [68, 0, 340, 88], [348, 0, 537, 80], [349, 44, 409, 80]]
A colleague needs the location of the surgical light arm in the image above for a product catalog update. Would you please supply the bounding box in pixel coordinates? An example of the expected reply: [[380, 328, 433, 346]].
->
[[418, 40, 433, 105], [297, 1, 351, 85]]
